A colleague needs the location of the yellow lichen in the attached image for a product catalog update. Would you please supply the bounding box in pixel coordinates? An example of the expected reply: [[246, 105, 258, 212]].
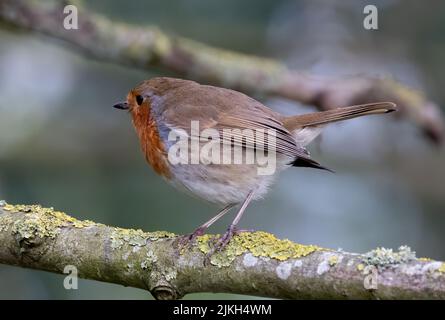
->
[[3, 204, 72, 239], [152, 28, 173, 57], [383, 78, 424, 109], [438, 263, 445, 274], [357, 263, 365, 271], [197, 231, 323, 267], [1, 203, 100, 240], [72, 219, 96, 228], [2, 202, 175, 250], [419, 257, 433, 262], [328, 255, 339, 266], [146, 230, 176, 241]]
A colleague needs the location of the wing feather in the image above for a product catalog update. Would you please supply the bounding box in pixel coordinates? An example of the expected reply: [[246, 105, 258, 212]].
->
[[158, 84, 316, 163]]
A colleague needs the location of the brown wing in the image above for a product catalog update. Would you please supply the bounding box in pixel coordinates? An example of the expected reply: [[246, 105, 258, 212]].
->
[[159, 84, 309, 160]]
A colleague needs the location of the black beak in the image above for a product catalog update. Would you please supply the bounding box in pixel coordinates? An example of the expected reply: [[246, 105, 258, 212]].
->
[[113, 102, 129, 110]]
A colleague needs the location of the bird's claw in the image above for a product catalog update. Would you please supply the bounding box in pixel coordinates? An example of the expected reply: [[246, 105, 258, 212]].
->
[[204, 225, 245, 266], [177, 226, 206, 251]]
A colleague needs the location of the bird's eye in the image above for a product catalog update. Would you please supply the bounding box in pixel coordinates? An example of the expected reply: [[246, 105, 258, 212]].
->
[[135, 95, 144, 105]]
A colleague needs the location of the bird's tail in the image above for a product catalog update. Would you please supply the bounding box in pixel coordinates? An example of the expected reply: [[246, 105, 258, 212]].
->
[[282, 102, 397, 131]]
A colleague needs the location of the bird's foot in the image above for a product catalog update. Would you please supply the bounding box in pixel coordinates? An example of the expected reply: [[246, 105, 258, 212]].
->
[[177, 226, 206, 251], [204, 225, 250, 265]]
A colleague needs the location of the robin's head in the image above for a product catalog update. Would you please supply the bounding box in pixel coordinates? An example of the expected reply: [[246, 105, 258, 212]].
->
[[113, 78, 189, 178], [113, 77, 196, 115], [112, 84, 151, 116]]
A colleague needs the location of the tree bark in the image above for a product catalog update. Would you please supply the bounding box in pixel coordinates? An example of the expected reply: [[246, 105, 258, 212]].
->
[[1, 202, 444, 300], [0, 0, 443, 143]]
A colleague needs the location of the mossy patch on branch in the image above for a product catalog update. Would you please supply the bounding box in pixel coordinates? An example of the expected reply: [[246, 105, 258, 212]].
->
[[197, 231, 323, 267], [0, 214, 14, 232], [1, 203, 98, 241], [2, 202, 96, 229], [110, 228, 175, 250], [1, 202, 175, 248], [363, 245, 416, 268], [328, 255, 339, 267], [419, 257, 433, 262]]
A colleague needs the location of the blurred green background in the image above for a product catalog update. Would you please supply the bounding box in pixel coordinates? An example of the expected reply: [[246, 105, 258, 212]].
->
[[1, 0, 444, 299]]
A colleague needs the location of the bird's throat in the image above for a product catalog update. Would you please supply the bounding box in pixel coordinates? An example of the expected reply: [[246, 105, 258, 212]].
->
[[131, 107, 171, 178]]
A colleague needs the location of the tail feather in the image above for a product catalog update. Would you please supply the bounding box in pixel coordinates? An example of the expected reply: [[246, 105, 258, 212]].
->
[[291, 157, 334, 173], [286, 102, 396, 173], [283, 102, 397, 131]]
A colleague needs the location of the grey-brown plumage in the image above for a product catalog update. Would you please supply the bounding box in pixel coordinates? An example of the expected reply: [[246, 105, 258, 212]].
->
[[114, 77, 397, 255], [135, 78, 396, 175]]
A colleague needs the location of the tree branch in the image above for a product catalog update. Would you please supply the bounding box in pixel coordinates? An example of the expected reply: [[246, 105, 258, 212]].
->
[[0, 0, 443, 143], [1, 201, 444, 299]]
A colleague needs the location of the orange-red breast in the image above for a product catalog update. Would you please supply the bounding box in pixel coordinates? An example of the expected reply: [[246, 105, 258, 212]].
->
[[113, 77, 396, 251]]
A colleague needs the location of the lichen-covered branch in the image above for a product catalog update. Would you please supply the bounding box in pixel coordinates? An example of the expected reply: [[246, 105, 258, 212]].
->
[[1, 201, 444, 299], [0, 0, 443, 143]]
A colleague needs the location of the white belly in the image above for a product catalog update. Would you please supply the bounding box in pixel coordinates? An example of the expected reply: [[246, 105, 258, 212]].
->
[[169, 162, 284, 205]]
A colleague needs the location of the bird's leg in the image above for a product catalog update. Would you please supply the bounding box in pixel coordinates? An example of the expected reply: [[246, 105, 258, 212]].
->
[[206, 190, 255, 261], [189, 203, 235, 241], [178, 204, 235, 247]]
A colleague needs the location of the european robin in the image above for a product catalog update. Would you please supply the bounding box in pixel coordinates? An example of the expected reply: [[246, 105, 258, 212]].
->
[[113, 77, 396, 252]]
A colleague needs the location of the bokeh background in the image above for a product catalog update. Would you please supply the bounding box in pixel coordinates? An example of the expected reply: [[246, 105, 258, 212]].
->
[[1, 0, 444, 299]]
